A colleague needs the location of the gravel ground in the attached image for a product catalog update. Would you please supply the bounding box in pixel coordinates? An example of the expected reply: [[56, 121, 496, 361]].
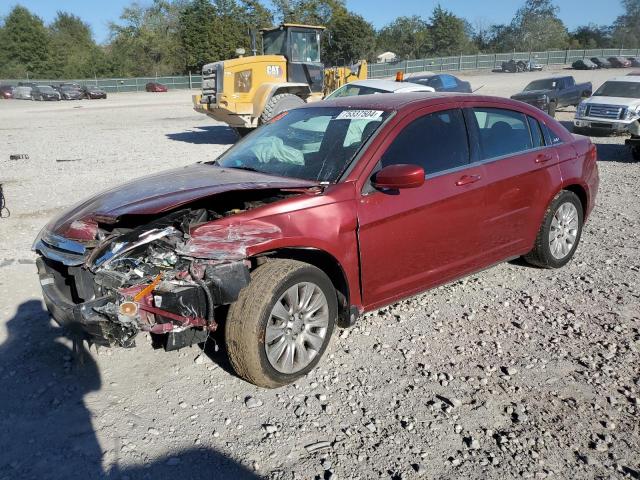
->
[[0, 66, 638, 480]]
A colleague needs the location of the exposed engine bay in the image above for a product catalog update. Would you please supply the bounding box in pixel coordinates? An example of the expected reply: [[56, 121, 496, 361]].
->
[[35, 190, 297, 350]]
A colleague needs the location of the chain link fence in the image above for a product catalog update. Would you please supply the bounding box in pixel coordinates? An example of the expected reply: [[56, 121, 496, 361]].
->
[[368, 48, 640, 79]]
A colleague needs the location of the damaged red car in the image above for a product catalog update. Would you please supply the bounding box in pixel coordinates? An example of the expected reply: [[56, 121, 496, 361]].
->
[[33, 93, 599, 388]]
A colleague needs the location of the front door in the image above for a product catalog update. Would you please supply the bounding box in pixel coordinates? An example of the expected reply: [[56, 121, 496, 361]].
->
[[356, 107, 490, 309]]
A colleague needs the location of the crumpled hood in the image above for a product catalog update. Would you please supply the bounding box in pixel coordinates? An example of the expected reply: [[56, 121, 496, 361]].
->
[[47, 163, 317, 240]]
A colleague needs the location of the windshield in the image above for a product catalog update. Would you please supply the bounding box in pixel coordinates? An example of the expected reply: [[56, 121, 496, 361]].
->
[[290, 31, 320, 62], [524, 79, 557, 91], [216, 107, 391, 182], [326, 84, 388, 99], [594, 81, 640, 98]]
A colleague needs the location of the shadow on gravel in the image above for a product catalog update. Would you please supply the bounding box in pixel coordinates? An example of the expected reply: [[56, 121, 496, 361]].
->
[[166, 125, 237, 145], [0, 300, 261, 480], [596, 143, 635, 163]]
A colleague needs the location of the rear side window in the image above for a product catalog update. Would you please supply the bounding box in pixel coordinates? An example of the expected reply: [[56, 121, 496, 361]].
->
[[528, 116, 545, 148], [441, 75, 458, 89], [381, 109, 470, 175], [472, 108, 533, 159]]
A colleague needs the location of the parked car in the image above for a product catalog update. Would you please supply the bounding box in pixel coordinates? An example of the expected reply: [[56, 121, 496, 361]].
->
[[31, 85, 60, 101], [574, 76, 640, 159], [628, 57, 640, 67], [145, 82, 168, 92], [511, 76, 592, 117], [501, 59, 543, 73], [325, 79, 435, 99], [81, 86, 107, 99], [59, 82, 82, 90], [13, 86, 32, 100], [404, 73, 472, 93], [572, 59, 598, 70], [0, 85, 14, 99], [33, 92, 599, 388], [608, 56, 632, 68], [591, 57, 612, 68], [59, 86, 83, 100]]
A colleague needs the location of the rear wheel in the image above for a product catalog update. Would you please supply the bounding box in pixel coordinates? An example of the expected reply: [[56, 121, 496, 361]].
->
[[524, 190, 583, 269], [260, 93, 305, 124], [631, 145, 640, 161], [225, 259, 337, 388]]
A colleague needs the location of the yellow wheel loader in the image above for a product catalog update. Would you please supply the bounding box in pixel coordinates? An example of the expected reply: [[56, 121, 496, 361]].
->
[[192, 24, 367, 135]]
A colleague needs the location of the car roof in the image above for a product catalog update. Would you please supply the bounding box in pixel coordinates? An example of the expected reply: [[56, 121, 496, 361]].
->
[[303, 91, 521, 112], [343, 79, 433, 93]]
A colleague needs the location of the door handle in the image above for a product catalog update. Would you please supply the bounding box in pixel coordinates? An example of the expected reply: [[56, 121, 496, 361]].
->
[[455, 174, 481, 186], [535, 153, 553, 164]]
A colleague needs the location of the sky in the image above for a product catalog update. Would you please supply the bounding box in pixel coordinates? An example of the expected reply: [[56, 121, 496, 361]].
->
[[0, 0, 625, 45]]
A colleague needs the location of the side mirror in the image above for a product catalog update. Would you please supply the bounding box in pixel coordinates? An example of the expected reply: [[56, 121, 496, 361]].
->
[[372, 164, 425, 190]]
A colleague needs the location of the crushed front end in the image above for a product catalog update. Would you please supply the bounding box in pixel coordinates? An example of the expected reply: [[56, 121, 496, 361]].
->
[[33, 194, 287, 350]]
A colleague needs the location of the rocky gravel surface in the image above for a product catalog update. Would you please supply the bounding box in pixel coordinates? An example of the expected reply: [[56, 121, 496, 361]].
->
[[0, 67, 639, 479]]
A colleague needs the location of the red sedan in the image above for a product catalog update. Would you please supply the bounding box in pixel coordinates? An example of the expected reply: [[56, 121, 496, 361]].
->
[[145, 82, 168, 92], [0, 85, 13, 99], [33, 93, 598, 387]]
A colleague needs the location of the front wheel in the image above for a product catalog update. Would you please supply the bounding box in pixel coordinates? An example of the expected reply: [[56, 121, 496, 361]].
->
[[631, 145, 640, 161], [260, 93, 305, 124], [524, 190, 583, 268], [547, 101, 557, 118], [225, 259, 337, 388]]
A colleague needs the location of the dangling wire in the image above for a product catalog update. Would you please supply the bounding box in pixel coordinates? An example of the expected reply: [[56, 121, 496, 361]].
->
[[0, 184, 9, 218]]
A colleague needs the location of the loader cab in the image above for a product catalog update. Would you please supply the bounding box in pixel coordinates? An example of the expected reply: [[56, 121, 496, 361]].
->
[[261, 24, 325, 93]]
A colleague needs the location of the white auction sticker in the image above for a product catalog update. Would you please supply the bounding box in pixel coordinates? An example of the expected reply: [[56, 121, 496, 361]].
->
[[335, 110, 384, 120]]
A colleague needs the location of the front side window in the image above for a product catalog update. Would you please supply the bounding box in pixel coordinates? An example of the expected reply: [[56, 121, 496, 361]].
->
[[472, 108, 533, 159], [441, 75, 458, 89], [216, 107, 390, 182], [290, 31, 320, 63], [381, 109, 470, 176]]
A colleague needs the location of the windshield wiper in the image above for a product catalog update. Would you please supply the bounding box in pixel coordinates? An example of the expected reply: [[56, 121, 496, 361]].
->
[[226, 165, 260, 173]]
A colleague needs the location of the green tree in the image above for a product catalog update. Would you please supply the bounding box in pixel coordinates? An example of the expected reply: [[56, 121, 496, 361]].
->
[[0, 6, 50, 78], [109, 0, 185, 76], [612, 0, 640, 48], [46, 12, 110, 78], [511, 0, 568, 51], [569, 24, 612, 49], [323, 10, 375, 65], [376, 16, 431, 60], [429, 5, 475, 56]]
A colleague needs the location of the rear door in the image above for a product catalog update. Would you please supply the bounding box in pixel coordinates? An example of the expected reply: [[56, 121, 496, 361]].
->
[[465, 105, 562, 260], [356, 106, 490, 308]]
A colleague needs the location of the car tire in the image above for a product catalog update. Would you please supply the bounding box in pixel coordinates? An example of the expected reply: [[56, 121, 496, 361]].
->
[[260, 93, 305, 124], [547, 101, 557, 117], [524, 190, 583, 269], [631, 146, 640, 161], [225, 259, 337, 388]]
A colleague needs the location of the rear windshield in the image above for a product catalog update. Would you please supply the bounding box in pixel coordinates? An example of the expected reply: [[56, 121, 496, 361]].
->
[[216, 107, 391, 183], [594, 81, 640, 98], [326, 84, 388, 99], [524, 79, 557, 91]]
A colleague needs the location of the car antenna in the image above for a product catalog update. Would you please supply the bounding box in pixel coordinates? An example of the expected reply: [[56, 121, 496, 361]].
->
[[472, 85, 485, 93]]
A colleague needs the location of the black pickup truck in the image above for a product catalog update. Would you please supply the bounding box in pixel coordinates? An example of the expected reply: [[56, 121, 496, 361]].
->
[[510, 76, 592, 117]]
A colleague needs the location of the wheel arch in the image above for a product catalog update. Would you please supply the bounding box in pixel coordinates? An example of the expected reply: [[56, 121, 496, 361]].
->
[[254, 247, 353, 327], [562, 183, 588, 216]]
